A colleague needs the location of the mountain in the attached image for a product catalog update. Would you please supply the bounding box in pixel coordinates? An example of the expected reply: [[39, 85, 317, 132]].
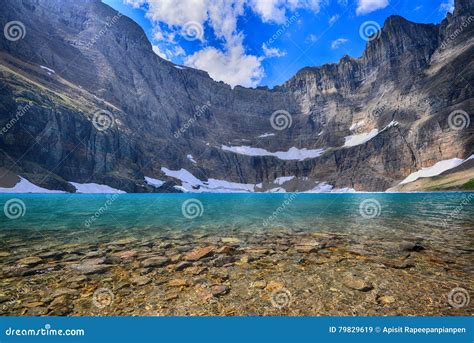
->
[[0, 0, 473, 193]]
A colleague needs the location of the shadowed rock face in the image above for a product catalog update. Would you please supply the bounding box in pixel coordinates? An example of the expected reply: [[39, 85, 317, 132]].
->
[[0, 0, 472, 192]]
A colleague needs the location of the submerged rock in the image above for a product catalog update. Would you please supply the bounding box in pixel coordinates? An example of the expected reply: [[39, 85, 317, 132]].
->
[[342, 273, 374, 292], [184, 247, 214, 261], [141, 256, 170, 268]]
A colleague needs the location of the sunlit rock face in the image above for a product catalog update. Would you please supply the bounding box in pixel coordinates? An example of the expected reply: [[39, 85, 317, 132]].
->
[[0, 0, 472, 192]]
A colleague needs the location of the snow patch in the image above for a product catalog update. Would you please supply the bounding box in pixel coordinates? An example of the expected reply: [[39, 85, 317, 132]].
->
[[144, 176, 165, 188], [0, 177, 65, 193], [70, 182, 126, 194], [343, 121, 398, 148], [266, 187, 286, 193], [304, 182, 357, 193], [40, 65, 55, 75], [400, 155, 473, 185], [343, 129, 379, 147], [258, 133, 275, 138], [161, 167, 255, 192], [221, 145, 325, 161], [304, 182, 335, 193], [187, 154, 197, 164], [174, 65, 186, 70], [274, 176, 295, 185]]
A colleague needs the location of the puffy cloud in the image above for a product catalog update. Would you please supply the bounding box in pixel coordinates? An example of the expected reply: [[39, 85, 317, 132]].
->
[[356, 0, 389, 15], [249, 0, 322, 24], [185, 45, 264, 87], [126, 0, 324, 87], [262, 43, 286, 58], [439, 0, 454, 13], [331, 38, 349, 49]]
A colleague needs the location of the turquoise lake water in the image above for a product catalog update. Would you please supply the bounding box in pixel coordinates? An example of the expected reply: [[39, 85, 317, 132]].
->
[[1, 193, 472, 244]]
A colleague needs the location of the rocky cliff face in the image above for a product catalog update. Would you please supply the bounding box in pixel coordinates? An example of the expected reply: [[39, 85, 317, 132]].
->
[[0, 0, 472, 192]]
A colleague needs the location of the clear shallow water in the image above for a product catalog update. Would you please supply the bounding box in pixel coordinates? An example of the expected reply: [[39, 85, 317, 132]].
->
[[1, 193, 472, 245]]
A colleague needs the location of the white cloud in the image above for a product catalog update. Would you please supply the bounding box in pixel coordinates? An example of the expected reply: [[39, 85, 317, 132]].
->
[[185, 45, 264, 88], [152, 45, 168, 59], [126, 0, 324, 87], [328, 14, 339, 26], [262, 43, 286, 58], [356, 0, 389, 15], [439, 0, 454, 13], [331, 38, 348, 49], [143, 0, 209, 27], [249, 0, 322, 24]]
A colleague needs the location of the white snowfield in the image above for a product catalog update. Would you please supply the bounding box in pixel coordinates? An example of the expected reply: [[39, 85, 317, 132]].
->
[[221, 145, 325, 161], [343, 121, 398, 148], [161, 167, 255, 192], [144, 176, 165, 188], [304, 182, 356, 193], [161, 167, 355, 193], [400, 155, 474, 185], [0, 177, 65, 193], [70, 182, 126, 193]]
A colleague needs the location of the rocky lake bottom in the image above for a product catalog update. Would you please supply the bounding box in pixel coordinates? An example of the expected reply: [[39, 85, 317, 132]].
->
[[1, 225, 472, 316]]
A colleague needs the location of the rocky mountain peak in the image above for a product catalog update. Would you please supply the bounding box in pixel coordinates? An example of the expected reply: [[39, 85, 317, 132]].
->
[[455, 0, 474, 16]]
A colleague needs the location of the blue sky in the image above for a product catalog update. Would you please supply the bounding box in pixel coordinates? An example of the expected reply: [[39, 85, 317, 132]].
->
[[103, 0, 454, 88]]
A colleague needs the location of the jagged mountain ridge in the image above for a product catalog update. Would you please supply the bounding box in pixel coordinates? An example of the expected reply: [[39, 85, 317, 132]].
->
[[0, 0, 472, 192]]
